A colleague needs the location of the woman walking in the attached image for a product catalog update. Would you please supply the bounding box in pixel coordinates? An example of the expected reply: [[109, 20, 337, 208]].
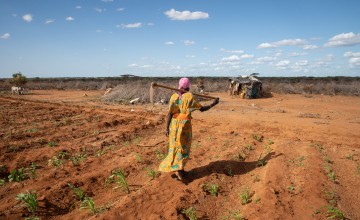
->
[[159, 78, 219, 181]]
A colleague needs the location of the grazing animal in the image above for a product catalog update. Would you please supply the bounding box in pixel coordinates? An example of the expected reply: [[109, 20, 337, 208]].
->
[[11, 86, 23, 95]]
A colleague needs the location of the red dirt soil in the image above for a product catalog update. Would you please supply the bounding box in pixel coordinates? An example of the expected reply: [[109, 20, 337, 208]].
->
[[1, 90, 359, 220]]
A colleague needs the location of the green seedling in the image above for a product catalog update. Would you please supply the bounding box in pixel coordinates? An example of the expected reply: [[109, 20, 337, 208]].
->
[[68, 183, 85, 201], [297, 156, 305, 167], [48, 156, 63, 168], [252, 133, 263, 142], [29, 162, 37, 179], [123, 140, 130, 147], [110, 169, 130, 193], [239, 187, 251, 205], [133, 153, 143, 162], [288, 183, 296, 193], [80, 197, 96, 214], [47, 141, 58, 147], [257, 154, 266, 167], [154, 149, 166, 160], [265, 144, 272, 154], [133, 136, 141, 145], [16, 190, 38, 214], [58, 151, 69, 159], [246, 144, 253, 151], [145, 167, 160, 180], [8, 168, 26, 182], [0, 178, 5, 186], [202, 184, 220, 197], [234, 152, 246, 162], [324, 189, 338, 205], [267, 139, 274, 145], [345, 154, 353, 160], [26, 128, 37, 133], [225, 165, 233, 177], [221, 209, 244, 220], [328, 171, 336, 182], [70, 153, 87, 166], [327, 206, 345, 220], [252, 175, 260, 183], [254, 196, 261, 204], [95, 149, 105, 157], [310, 143, 324, 153], [182, 206, 198, 220]]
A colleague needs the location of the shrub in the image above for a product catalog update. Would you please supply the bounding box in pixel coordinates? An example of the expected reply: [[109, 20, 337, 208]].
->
[[8, 168, 26, 182], [16, 191, 38, 214]]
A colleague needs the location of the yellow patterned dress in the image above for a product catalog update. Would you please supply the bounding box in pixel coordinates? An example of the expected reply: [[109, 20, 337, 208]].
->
[[159, 92, 202, 172]]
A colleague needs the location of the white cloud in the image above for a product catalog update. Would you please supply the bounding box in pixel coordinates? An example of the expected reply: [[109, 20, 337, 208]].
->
[[240, 54, 254, 59], [66, 16, 74, 21], [221, 48, 244, 54], [324, 32, 360, 47], [95, 8, 106, 13], [128, 63, 138, 67], [119, 23, 142, 28], [257, 43, 275, 49], [275, 60, 290, 68], [1, 33, 10, 39], [75, 6, 82, 9], [222, 55, 240, 61], [257, 56, 277, 62], [12, 13, 17, 17], [258, 38, 307, 49], [186, 55, 196, 58], [344, 51, 360, 57], [164, 9, 209, 21], [22, 14, 33, 22], [165, 41, 174, 45], [295, 60, 309, 66], [349, 58, 360, 67], [303, 44, 318, 50], [289, 52, 307, 57], [96, 29, 103, 33], [184, 40, 195, 46], [117, 7, 124, 12], [45, 19, 55, 24]]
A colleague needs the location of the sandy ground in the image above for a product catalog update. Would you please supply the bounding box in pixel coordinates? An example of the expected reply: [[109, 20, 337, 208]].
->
[[1, 90, 359, 220]]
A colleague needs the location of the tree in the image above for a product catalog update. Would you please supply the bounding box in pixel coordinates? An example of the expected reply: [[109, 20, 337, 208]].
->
[[10, 72, 27, 87]]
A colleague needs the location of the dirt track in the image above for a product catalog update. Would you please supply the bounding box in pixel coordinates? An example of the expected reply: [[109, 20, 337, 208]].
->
[[1, 90, 359, 220]]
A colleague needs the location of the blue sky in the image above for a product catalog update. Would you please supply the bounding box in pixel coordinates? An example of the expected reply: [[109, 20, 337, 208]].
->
[[1, 0, 360, 78]]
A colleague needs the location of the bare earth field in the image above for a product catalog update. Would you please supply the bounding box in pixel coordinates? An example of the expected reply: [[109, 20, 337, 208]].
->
[[1, 90, 360, 220]]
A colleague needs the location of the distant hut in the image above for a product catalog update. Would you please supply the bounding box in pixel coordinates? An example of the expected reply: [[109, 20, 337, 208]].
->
[[228, 74, 263, 99]]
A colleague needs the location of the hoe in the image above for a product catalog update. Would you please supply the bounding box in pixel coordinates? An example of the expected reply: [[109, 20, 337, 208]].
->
[[150, 82, 218, 104]]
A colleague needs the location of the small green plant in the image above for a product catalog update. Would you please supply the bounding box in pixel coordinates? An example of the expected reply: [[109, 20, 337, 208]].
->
[[47, 141, 58, 147], [254, 196, 261, 204], [133, 153, 143, 162], [182, 206, 198, 220], [234, 152, 245, 162], [252, 175, 260, 183], [288, 183, 296, 193], [16, 190, 38, 214], [225, 165, 233, 177], [202, 183, 220, 197], [154, 149, 167, 160], [221, 209, 244, 220], [239, 187, 251, 205], [267, 139, 274, 145], [324, 189, 338, 205], [95, 149, 105, 157], [80, 196, 96, 214], [145, 167, 160, 180], [111, 169, 130, 193], [8, 168, 26, 182], [345, 154, 353, 160], [133, 136, 141, 145], [327, 206, 345, 220], [246, 144, 253, 151], [70, 153, 87, 166], [265, 144, 272, 154], [48, 156, 63, 168], [29, 162, 37, 179], [328, 171, 336, 182], [68, 183, 86, 201], [257, 154, 266, 167], [58, 151, 69, 159], [252, 133, 263, 142], [123, 140, 130, 147], [297, 156, 306, 167], [0, 178, 5, 186], [26, 128, 37, 133], [311, 143, 324, 153]]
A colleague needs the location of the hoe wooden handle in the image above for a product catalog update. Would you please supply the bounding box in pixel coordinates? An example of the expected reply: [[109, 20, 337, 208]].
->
[[151, 82, 218, 100]]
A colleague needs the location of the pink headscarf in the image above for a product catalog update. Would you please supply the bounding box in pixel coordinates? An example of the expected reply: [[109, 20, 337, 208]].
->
[[178, 77, 190, 99]]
